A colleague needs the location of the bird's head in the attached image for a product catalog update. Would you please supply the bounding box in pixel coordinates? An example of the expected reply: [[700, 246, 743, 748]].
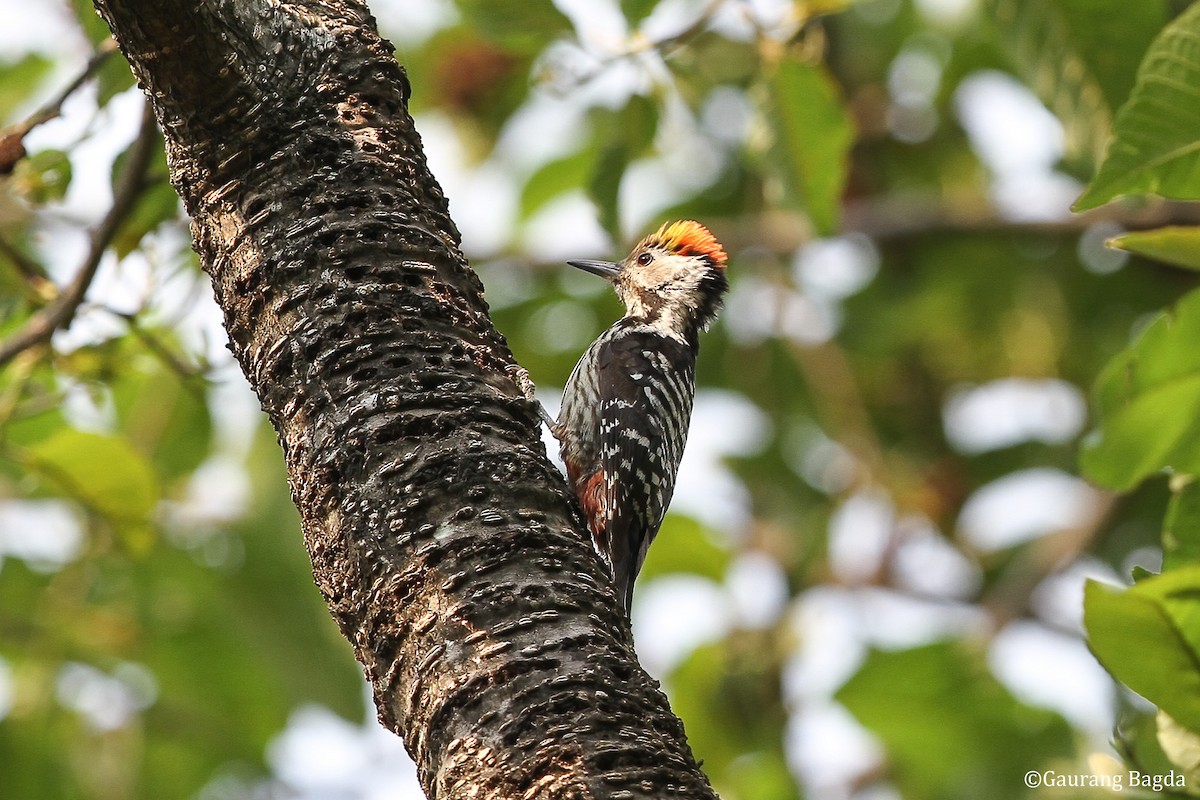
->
[[568, 220, 729, 338]]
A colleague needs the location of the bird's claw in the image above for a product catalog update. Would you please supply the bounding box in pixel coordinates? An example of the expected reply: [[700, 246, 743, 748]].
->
[[507, 364, 557, 431], [507, 364, 539, 404]]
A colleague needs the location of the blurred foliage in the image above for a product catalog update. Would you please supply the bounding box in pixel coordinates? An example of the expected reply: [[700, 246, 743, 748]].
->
[[5, 0, 1200, 798]]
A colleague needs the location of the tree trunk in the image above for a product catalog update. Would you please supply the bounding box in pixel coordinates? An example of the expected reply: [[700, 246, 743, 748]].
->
[[91, 1, 717, 798]]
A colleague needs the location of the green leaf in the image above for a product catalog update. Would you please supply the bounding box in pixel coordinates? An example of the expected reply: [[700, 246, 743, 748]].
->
[[0, 54, 52, 122], [112, 358, 213, 482], [1157, 711, 1200, 783], [1165, 478, 1200, 570], [669, 640, 791, 786], [767, 56, 853, 236], [1054, 0, 1165, 114], [96, 52, 135, 108], [1081, 288, 1200, 490], [837, 640, 1072, 799], [1109, 226, 1200, 272], [113, 180, 180, 258], [984, 0, 1165, 166], [1075, 2, 1200, 210], [520, 149, 593, 220], [589, 145, 627, 243], [26, 429, 158, 529], [1084, 576, 1200, 733], [71, 0, 115, 47], [455, 0, 573, 54], [667, 33, 760, 107], [585, 95, 658, 240], [639, 515, 730, 582], [15, 149, 72, 204], [723, 750, 800, 800], [1132, 565, 1200, 660], [619, 0, 659, 27]]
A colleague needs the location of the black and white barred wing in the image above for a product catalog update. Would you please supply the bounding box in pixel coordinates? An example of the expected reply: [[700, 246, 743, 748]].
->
[[595, 331, 696, 609]]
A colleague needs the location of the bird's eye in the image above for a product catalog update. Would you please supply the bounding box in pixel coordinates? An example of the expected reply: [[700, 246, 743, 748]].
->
[[636, 252, 653, 266]]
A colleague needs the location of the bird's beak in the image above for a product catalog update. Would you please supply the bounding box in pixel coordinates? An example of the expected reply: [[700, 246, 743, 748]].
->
[[567, 259, 621, 279]]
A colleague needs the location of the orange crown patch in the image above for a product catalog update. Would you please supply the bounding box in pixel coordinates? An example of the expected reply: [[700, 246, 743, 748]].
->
[[644, 220, 728, 267]]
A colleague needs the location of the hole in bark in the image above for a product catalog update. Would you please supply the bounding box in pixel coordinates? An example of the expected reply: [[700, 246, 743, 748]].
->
[[236, 271, 261, 294], [245, 196, 268, 218], [345, 265, 367, 281]]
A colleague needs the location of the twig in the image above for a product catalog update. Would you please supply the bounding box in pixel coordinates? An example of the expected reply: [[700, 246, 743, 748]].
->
[[842, 195, 1200, 242], [0, 349, 40, 436], [111, 307, 211, 382], [0, 101, 158, 368], [0, 41, 119, 174], [0, 234, 54, 300], [5, 40, 118, 140], [545, 0, 731, 92]]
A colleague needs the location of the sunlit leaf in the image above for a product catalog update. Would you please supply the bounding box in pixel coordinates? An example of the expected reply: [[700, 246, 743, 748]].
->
[[1081, 288, 1200, 490], [0, 54, 52, 123], [1109, 226, 1200, 272], [1165, 478, 1200, 570], [1134, 565, 1200, 660], [13, 149, 72, 204], [724, 750, 800, 800], [1157, 711, 1200, 784], [1075, 2, 1200, 210], [619, 0, 658, 27], [26, 429, 158, 528], [768, 56, 853, 236], [112, 357, 213, 481], [1084, 576, 1200, 733], [520, 149, 593, 221]]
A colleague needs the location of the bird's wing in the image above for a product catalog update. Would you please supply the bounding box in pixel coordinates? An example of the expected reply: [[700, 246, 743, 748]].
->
[[595, 330, 696, 610]]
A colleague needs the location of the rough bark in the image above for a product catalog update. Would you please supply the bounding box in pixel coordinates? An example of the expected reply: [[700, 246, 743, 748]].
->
[[91, 1, 717, 798]]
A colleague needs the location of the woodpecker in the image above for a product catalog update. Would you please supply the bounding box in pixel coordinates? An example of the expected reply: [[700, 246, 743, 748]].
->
[[550, 220, 729, 613]]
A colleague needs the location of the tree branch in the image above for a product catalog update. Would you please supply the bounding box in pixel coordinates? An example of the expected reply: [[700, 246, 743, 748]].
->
[[0, 100, 157, 367], [91, 2, 716, 797], [0, 40, 118, 174]]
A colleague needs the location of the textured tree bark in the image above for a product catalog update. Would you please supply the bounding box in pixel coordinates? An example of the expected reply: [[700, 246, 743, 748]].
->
[[91, 1, 717, 798]]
